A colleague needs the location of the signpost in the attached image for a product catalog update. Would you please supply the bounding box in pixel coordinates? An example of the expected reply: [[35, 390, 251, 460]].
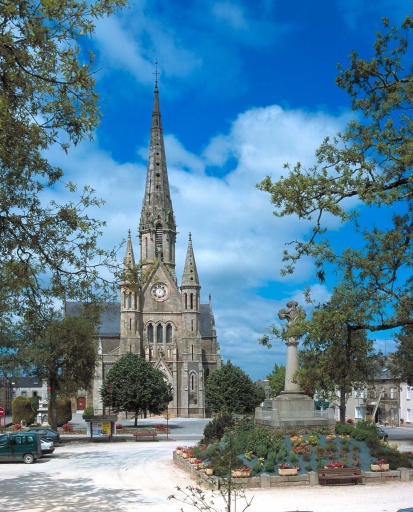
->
[[0, 407, 4, 429]]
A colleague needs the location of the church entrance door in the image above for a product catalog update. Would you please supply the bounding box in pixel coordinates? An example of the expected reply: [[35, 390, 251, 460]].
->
[[77, 397, 86, 411]]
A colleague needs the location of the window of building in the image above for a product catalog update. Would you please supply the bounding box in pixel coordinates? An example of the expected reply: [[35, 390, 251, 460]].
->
[[407, 387, 410, 400], [147, 324, 154, 343], [190, 293, 193, 310], [390, 386, 395, 399], [390, 408, 395, 420], [191, 319, 194, 332], [355, 389, 365, 398], [157, 324, 163, 344], [155, 223, 163, 256], [128, 293, 132, 309], [21, 391, 27, 397], [166, 324, 172, 343], [184, 293, 187, 310], [355, 406, 365, 420], [32, 391, 37, 397], [190, 373, 195, 391], [407, 409, 411, 422]]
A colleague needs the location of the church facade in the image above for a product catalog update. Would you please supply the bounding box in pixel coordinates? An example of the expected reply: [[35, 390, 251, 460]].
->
[[67, 84, 221, 418]]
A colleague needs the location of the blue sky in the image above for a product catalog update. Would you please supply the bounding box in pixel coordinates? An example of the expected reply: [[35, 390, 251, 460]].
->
[[48, 0, 412, 380]]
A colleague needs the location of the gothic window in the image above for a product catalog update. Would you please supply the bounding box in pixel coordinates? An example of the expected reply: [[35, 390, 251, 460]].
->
[[157, 324, 163, 344], [155, 223, 163, 257], [129, 318, 132, 331], [147, 324, 154, 343], [166, 324, 172, 343], [191, 319, 194, 332], [145, 237, 148, 259], [184, 293, 187, 310], [190, 293, 193, 310], [123, 292, 127, 309], [190, 373, 196, 391], [128, 293, 132, 309], [205, 368, 210, 379]]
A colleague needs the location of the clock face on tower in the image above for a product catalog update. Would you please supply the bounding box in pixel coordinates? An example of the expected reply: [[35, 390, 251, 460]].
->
[[151, 283, 169, 301]]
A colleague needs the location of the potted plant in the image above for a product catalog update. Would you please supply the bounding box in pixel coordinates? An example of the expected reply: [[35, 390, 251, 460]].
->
[[326, 460, 345, 468], [176, 446, 183, 455], [371, 458, 389, 471], [231, 465, 251, 478], [204, 464, 214, 476], [278, 463, 299, 476]]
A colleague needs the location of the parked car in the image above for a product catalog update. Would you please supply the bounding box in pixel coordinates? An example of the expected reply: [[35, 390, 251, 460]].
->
[[377, 427, 389, 441], [40, 439, 55, 456], [0, 432, 42, 464], [27, 428, 61, 444]]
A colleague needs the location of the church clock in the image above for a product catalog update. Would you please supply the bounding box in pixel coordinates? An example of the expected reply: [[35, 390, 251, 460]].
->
[[151, 283, 169, 301]]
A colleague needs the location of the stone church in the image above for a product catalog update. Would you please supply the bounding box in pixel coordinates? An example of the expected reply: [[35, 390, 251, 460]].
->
[[67, 83, 222, 418]]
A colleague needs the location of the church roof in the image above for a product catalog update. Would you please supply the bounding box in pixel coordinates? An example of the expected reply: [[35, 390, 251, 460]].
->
[[65, 302, 120, 337], [199, 303, 215, 337]]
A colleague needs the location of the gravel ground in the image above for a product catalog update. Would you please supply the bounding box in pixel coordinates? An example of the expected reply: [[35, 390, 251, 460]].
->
[[0, 439, 412, 512]]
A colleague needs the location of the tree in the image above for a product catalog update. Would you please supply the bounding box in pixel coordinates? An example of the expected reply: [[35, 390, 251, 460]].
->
[[100, 352, 173, 426], [19, 310, 99, 430], [257, 15, 413, 339], [260, 282, 382, 423], [205, 361, 261, 415], [266, 363, 285, 396], [391, 325, 413, 385], [0, 0, 127, 353]]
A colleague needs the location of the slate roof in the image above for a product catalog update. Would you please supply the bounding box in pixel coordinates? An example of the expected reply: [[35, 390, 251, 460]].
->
[[13, 376, 42, 388], [65, 302, 120, 337], [200, 304, 215, 338]]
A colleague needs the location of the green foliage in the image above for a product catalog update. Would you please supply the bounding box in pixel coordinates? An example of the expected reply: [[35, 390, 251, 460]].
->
[[101, 353, 173, 426], [251, 461, 262, 476], [20, 311, 98, 430], [316, 460, 325, 469], [335, 424, 355, 436], [266, 364, 285, 396], [0, 0, 127, 364], [305, 462, 313, 472], [257, 15, 413, 386], [205, 361, 261, 414], [264, 460, 275, 473], [48, 397, 72, 427], [209, 438, 242, 477], [202, 412, 234, 444], [370, 446, 413, 470], [82, 406, 94, 418], [255, 443, 268, 458], [29, 396, 40, 414], [289, 452, 299, 464], [12, 396, 35, 425], [392, 326, 413, 384]]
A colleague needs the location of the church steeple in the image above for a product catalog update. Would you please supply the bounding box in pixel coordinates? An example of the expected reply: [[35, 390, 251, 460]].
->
[[139, 82, 177, 279]]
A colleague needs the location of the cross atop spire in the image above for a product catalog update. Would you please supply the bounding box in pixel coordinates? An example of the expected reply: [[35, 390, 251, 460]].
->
[[153, 60, 159, 89]]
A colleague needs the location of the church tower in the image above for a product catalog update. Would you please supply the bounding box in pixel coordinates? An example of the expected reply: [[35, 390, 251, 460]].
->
[[139, 81, 177, 281]]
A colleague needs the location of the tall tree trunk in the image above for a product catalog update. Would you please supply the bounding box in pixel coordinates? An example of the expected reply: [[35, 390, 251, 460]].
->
[[49, 376, 58, 431], [340, 384, 346, 424], [134, 413, 138, 427]]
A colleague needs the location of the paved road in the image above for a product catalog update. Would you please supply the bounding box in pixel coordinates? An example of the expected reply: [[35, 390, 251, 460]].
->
[[382, 426, 413, 442]]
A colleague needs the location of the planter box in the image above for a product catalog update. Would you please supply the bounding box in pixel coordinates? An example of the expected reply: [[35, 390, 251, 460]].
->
[[190, 458, 197, 464], [231, 471, 251, 478], [371, 464, 390, 472], [278, 468, 298, 476], [176, 450, 183, 455], [182, 453, 189, 459], [205, 468, 214, 476]]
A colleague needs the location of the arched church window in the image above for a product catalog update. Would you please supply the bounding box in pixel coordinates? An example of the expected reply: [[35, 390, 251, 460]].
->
[[184, 293, 187, 310], [191, 319, 194, 332], [190, 293, 193, 310], [123, 292, 127, 309], [128, 293, 132, 309], [157, 324, 163, 344], [166, 324, 172, 343], [147, 324, 154, 343], [190, 373, 196, 391]]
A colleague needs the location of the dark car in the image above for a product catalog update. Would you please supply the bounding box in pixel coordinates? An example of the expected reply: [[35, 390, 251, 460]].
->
[[377, 427, 388, 441], [27, 428, 61, 444]]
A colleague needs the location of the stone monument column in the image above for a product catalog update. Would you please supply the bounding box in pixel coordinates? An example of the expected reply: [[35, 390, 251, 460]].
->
[[278, 301, 305, 395]]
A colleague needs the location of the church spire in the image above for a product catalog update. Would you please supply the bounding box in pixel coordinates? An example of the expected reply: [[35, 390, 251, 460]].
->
[[139, 77, 177, 278], [181, 233, 200, 288]]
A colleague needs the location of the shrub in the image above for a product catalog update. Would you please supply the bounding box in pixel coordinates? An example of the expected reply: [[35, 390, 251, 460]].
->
[[202, 412, 233, 443], [12, 396, 35, 425], [251, 461, 262, 476], [267, 451, 277, 464], [62, 423, 73, 432], [264, 460, 275, 473], [82, 405, 94, 418], [316, 460, 325, 469], [305, 462, 313, 472], [29, 396, 40, 414], [335, 424, 354, 436], [256, 443, 268, 458], [48, 397, 72, 427], [289, 452, 299, 464], [369, 446, 413, 470]]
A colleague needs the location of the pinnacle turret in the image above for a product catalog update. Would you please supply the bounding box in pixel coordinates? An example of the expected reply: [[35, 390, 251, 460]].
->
[[123, 229, 136, 271], [181, 233, 200, 288]]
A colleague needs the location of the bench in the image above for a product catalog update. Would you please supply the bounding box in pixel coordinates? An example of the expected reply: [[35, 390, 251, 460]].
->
[[318, 467, 363, 485], [133, 430, 157, 441]]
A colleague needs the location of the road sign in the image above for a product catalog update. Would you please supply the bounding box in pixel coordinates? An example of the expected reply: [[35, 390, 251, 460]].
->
[[0, 408, 5, 417]]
